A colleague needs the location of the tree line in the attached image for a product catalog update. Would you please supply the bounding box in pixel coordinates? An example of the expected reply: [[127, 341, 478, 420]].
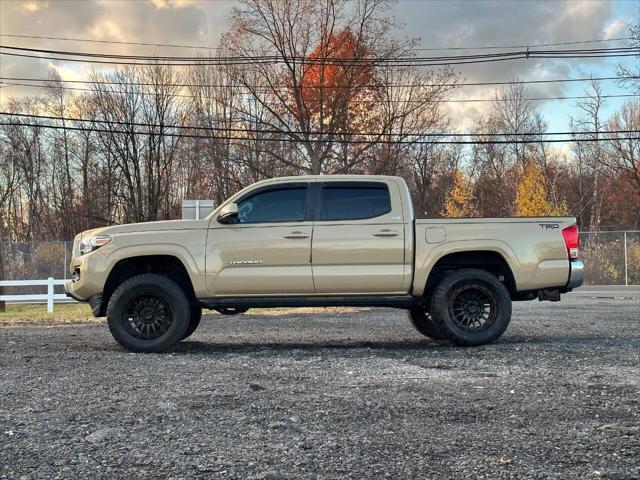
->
[[0, 0, 638, 242]]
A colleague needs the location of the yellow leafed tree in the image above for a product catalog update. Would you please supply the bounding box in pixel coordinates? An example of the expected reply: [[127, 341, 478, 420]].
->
[[515, 163, 569, 216], [442, 171, 476, 217]]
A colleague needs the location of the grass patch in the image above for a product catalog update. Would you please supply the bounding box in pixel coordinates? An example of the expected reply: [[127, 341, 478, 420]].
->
[[0, 303, 101, 326], [0, 303, 366, 326]]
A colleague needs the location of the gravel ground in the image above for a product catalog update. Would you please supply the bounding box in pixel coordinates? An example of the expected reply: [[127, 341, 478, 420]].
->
[[1, 294, 639, 479]]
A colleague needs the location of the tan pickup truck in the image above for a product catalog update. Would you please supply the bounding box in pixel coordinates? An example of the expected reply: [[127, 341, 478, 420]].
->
[[65, 175, 583, 352]]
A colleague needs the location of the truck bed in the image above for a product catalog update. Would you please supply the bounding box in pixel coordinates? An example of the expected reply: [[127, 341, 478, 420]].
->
[[412, 217, 576, 296]]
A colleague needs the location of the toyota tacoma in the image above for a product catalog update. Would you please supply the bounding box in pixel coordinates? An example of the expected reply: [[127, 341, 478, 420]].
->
[[65, 175, 584, 352]]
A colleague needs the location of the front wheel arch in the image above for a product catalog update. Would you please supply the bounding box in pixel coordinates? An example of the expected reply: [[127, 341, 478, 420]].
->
[[101, 255, 196, 316]]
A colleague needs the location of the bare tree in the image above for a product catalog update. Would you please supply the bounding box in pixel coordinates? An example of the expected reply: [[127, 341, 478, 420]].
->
[[617, 21, 639, 94], [222, 0, 458, 174], [87, 64, 186, 222], [0, 98, 50, 240], [468, 82, 547, 216], [605, 99, 640, 195], [570, 79, 606, 228]]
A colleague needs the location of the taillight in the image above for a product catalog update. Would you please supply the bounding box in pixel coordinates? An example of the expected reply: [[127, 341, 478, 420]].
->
[[562, 225, 579, 259]]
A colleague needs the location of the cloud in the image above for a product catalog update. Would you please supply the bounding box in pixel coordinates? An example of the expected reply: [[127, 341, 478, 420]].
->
[[21, 2, 44, 13], [388, 0, 618, 129], [603, 18, 628, 39], [0, 0, 233, 100], [0, 0, 623, 131], [151, 0, 198, 8]]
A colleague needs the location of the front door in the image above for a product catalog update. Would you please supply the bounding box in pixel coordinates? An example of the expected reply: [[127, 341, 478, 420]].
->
[[311, 181, 407, 294], [206, 183, 314, 296]]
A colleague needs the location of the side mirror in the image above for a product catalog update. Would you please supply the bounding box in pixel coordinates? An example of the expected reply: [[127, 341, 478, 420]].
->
[[218, 203, 239, 223]]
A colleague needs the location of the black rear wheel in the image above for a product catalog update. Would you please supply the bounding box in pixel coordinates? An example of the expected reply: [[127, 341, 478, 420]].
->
[[429, 269, 512, 346], [107, 274, 190, 352]]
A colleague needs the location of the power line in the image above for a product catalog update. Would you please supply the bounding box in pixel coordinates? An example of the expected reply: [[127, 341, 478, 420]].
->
[[0, 75, 635, 90], [0, 33, 631, 52], [1, 121, 636, 145], [1, 50, 635, 68], [2, 80, 637, 104], [1, 45, 637, 67], [414, 37, 634, 51], [2, 112, 638, 139], [0, 34, 221, 51]]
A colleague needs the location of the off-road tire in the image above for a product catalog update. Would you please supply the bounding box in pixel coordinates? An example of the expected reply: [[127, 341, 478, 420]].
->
[[429, 268, 512, 346], [106, 274, 190, 353], [181, 306, 203, 340], [407, 307, 447, 341]]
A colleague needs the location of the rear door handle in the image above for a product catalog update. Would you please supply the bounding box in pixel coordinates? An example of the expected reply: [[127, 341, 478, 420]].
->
[[284, 231, 310, 239], [373, 229, 399, 237]]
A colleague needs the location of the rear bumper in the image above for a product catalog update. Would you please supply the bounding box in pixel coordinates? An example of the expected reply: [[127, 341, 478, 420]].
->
[[566, 261, 584, 289]]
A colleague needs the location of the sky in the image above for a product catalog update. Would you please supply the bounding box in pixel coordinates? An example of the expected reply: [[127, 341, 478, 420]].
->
[[0, 0, 638, 137]]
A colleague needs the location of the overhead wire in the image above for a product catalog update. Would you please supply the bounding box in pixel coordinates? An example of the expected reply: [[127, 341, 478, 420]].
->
[[0, 33, 632, 52], [1, 80, 637, 104], [0, 75, 635, 90], [0, 121, 636, 145], [0, 44, 637, 67], [1, 112, 638, 141]]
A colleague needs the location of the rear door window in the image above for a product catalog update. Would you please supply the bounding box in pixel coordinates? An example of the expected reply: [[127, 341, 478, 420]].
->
[[319, 183, 391, 221]]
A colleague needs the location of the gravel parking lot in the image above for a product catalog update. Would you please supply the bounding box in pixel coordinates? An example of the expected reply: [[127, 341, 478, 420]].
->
[[1, 290, 639, 479]]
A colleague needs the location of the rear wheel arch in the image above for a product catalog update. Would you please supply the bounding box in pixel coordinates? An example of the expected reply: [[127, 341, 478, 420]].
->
[[423, 250, 517, 302]]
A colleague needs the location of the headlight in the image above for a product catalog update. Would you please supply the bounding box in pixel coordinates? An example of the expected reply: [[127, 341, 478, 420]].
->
[[79, 235, 112, 255]]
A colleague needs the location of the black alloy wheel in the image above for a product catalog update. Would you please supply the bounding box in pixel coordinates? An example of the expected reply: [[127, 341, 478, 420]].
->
[[106, 274, 191, 352], [447, 283, 498, 333], [123, 294, 173, 339], [429, 268, 512, 346]]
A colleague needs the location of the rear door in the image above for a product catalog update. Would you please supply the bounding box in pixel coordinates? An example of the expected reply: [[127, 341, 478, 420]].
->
[[311, 180, 407, 294], [206, 182, 314, 295]]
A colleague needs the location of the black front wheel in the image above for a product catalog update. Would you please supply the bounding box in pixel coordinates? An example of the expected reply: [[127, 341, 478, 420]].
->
[[429, 269, 512, 346], [181, 306, 203, 340], [106, 274, 190, 352]]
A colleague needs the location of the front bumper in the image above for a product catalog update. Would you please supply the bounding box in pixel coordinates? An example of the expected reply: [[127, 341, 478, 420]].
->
[[566, 261, 584, 289], [64, 280, 84, 302], [65, 281, 105, 316], [63, 250, 108, 301]]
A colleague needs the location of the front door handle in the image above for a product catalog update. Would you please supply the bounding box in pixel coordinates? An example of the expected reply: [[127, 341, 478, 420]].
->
[[373, 229, 399, 237], [284, 231, 310, 239]]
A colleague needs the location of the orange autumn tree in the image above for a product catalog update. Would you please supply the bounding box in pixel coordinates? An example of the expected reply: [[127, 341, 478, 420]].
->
[[515, 163, 568, 216], [297, 28, 375, 119], [442, 170, 477, 217]]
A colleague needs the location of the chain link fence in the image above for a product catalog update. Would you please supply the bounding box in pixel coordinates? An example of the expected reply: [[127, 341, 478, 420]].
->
[[580, 231, 640, 286], [0, 231, 639, 287], [0, 241, 73, 296]]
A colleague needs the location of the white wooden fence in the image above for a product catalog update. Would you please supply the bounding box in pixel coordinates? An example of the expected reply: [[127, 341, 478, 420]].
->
[[0, 278, 70, 313]]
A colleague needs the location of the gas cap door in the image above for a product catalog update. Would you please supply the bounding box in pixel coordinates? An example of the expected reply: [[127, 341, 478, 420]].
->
[[425, 227, 446, 244]]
